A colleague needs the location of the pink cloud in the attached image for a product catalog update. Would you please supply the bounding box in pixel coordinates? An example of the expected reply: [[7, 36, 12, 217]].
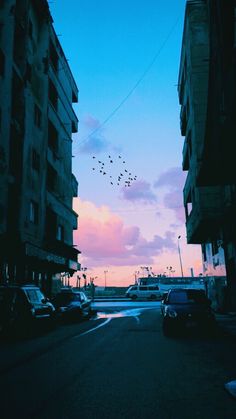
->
[[73, 199, 176, 267], [121, 180, 157, 204], [154, 167, 186, 190], [83, 115, 101, 130]]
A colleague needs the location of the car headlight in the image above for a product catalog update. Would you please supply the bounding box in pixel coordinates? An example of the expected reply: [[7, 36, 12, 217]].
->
[[31, 307, 36, 316], [166, 308, 178, 318]]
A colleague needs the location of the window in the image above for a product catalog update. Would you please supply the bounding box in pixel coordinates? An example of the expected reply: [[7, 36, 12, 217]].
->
[[29, 201, 39, 224], [0, 48, 5, 77], [202, 244, 207, 262], [34, 104, 42, 128], [49, 79, 58, 109], [48, 120, 58, 152], [72, 120, 77, 133], [56, 225, 64, 241], [46, 163, 57, 191], [45, 207, 57, 240], [49, 40, 59, 72], [212, 241, 218, 256], [32, 148, 40, 171]]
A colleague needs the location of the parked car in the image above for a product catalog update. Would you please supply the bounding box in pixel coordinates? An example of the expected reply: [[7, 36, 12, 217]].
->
[[53, 289, 92, 321], [161, 288, 215, 335], [126, 284, 161, 300], [0, 284, 56, 337]]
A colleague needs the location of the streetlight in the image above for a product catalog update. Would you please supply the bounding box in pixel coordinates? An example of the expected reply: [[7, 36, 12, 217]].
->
[[104, 270, 108, 289], [177, 235, 184, 278]]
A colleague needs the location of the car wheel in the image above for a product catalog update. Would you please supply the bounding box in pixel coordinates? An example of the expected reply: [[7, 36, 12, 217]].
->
[[150, 294, 157, 300], [131, 295, 137, 300]]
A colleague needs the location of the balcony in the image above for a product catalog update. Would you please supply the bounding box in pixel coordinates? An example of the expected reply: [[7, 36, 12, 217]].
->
[[182, 138, 189, 171], [185, 186, 223, 244], [72, 174, 78, 197], [180, 105, 187, 136]]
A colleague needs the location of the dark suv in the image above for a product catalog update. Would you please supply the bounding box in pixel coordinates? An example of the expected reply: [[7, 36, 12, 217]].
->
[[0, 284, 55, 336], [53, 288, 92, 322], [161, 288, 215, 335]]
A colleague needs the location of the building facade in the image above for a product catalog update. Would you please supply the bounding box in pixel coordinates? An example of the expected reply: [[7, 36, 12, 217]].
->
[[178, 0, 236, 310], [0, 0, 79, 295]]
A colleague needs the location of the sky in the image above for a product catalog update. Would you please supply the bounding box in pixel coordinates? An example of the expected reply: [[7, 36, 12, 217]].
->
[[49, 0, 203, 287]]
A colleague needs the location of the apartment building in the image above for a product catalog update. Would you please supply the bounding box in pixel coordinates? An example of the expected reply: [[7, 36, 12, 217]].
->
[[0, 0, 79, 295], [178, 0, 236, 310]]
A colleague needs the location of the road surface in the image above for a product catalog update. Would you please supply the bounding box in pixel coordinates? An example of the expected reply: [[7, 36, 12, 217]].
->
[[0, 302, 236, 419]]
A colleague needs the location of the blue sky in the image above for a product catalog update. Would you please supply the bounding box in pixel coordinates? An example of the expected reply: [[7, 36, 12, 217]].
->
[[49, 1, 202, 286]]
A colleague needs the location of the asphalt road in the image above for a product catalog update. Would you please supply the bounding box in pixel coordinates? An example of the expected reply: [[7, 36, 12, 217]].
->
[[1, 303, 236, 419]]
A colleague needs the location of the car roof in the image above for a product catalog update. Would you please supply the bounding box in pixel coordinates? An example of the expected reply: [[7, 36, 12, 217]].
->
[[0, 284, 40, 290], [169, 288, 205, 292]]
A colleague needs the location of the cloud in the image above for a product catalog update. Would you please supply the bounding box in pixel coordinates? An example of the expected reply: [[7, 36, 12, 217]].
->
[[154, 167, 185, 222], [79, 135, 109, 154], [73, 199, 176, 267], [79, 114, 109, 154], [83, 115, 101, 130], [154, 167, 186, 190], [121, 180, 157, 204]]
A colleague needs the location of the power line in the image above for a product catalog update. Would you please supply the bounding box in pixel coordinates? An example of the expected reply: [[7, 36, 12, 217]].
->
[[77, 14, 181, 150]]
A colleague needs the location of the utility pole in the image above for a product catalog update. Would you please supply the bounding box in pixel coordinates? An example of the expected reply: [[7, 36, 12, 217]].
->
[[104, 270, 108, 289], [177, 235, 184, 278]]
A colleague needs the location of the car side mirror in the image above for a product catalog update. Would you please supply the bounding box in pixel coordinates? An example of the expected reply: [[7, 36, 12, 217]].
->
[[162, 293, 168, 304], [42, 297, 49, 304]]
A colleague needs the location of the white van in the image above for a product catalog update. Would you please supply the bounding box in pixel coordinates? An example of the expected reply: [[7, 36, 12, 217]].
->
[[125, 284, 161, 300]]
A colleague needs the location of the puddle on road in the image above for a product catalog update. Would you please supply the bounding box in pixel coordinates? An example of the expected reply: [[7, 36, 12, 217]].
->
[[74, 307, 157, 339], [95, 308, 152, 320]]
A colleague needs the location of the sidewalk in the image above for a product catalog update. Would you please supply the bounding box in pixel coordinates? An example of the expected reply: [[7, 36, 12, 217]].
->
[[214, 311, 236, 337]]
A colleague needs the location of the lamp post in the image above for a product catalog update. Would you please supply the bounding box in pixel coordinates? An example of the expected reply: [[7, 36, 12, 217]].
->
[[104, 270, 108, 289], [177, 235, 184, 278]]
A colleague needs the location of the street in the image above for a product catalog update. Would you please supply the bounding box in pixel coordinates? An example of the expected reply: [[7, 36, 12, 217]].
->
[[1, 301, 236, 419]]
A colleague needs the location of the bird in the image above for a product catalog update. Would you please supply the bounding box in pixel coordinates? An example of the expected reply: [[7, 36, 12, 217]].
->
[[119, 155, 121, 158], [123, 161, 125, 163], [98, 160, 102, 163], [125, 169, 128, 173], [110, 160, 113, 163], [110, 182, 113, 185], [103, 172, 106, 175], [92, 156, 96, 159], [92, 168, 95, 170]]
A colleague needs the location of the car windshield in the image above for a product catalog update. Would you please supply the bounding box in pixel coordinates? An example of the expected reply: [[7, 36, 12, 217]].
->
[[168, 290, 207, 304], [54, 293, 81, 305], [25, 289, 45, 303]]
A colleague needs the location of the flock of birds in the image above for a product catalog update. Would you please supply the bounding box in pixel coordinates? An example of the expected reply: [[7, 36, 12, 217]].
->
[[91, 154, 137, 187]]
